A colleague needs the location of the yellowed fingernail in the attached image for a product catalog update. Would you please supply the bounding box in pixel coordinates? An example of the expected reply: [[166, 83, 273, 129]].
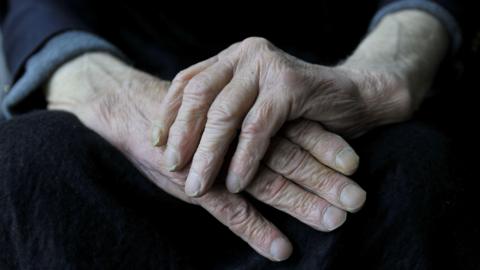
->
[[335, 147, 359, 174], [151, 122, 165, 147], [151, 126, 161, 146], [165, 147, 179, 172]]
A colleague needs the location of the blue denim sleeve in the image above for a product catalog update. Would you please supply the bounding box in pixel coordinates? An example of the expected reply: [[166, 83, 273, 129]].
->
[[371, 0, 463, 52], [0, 31, 125, 121]]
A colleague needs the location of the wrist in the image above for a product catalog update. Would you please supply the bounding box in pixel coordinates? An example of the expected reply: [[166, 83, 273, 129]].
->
[[47, 51, 129, 87], [349, 9, 448, 104], [335, 9, 449, 129], [335, 64, 413, 128], [46, 52, 138, 112]]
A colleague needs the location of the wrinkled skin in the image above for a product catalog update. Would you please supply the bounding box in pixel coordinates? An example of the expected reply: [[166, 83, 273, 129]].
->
[[45, 52, 365, 261], [154, 37, 409, 198]]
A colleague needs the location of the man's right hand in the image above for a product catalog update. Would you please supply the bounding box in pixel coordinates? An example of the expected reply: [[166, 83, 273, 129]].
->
[[44, 52, 361, 261]]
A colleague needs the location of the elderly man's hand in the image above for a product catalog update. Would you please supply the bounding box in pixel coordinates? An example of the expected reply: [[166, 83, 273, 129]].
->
[[153, 37, 404, 201], [45, 52, 357, 261]]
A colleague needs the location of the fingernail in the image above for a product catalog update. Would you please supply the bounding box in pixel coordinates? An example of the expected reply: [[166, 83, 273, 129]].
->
[[226, 173, 243, 193], [335, 147, 359, 174], [323, 206, 347, 231], [185, 171, 202, 197], [165, 147, 179, 171], [270, 238, 292, 261], [151, 124, 164, 146], [340, 184, 366, 211]]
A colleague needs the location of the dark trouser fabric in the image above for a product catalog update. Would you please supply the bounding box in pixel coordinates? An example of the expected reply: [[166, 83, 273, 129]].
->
[[0, 111, 477, 270]]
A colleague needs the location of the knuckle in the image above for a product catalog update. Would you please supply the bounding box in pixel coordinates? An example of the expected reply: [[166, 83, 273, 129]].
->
[[313, 134, 346, 160], [272, 143, 308, 177], [262, 174, 289, 203], [286, 120, 311, 138], [241, 120, 264, 137], [179, 90, 213, 118], [241, 37, 271, 49], [225, 200, 252, 229], [283, 150, 308, 177], [311, 169, 343, 195], [207, 104, 237, 124], [182, 105, 208, 121], [241, 103, 273, 136], [173, 69, 191, 84], [175, 106, 205, 125], [164, 94, 182, 111], [184, 75, 212, 98], [296, 195, 317, 218], [306, 137, 326, 155]]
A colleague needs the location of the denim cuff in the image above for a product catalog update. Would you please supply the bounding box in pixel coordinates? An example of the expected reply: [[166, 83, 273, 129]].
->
[[368, 0, 462, 52], [1, 31, 125, 120]]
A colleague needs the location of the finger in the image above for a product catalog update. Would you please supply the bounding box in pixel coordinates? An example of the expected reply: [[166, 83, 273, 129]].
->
[[152, 56, 218, 146], [247, 166, 347, 231], [196, 187, 293, 261], [226, 94, 290, 193], [184, 69, 258, 197], [283, 120, 360, 175], [163, 61, 234, 172], [153, 43, 241, 147], [265, 137, 366, 212]]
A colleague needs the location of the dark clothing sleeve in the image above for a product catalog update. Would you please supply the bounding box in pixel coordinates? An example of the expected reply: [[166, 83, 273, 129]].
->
[[373, 0, 464, 51], [0, 0, 92, 81]]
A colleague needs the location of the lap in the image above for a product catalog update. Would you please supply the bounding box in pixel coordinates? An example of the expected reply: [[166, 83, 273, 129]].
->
[[0, 110, 467, 269]]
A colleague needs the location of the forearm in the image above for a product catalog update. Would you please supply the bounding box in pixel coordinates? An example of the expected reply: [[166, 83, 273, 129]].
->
[[342, 10, 449, 123]]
